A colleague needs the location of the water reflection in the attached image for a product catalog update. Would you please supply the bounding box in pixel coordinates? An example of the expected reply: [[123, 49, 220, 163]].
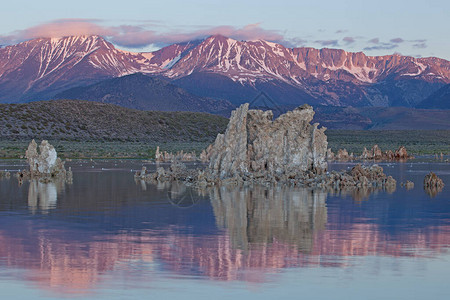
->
[[27, 179, 66, 213], [0, 185, 331, 293], [210, 185, 327, 252], [0, 161, 449, 296], [424, 185, 444, 198], [329, 186, 393, 202]]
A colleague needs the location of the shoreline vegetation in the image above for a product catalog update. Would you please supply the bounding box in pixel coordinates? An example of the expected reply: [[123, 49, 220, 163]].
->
[[0, 100, 448, 159], [0, 130, 449, 159]]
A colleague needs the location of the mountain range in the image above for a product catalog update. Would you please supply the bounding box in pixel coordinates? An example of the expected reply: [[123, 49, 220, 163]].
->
[[0, 34, 449, 109]]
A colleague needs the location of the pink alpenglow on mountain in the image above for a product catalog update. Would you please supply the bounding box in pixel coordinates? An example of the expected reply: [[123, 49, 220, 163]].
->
[[0, 34, 449, 107]]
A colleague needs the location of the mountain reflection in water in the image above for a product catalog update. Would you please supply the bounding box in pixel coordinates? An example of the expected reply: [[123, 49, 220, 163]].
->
[[0, 161, 449, 295]]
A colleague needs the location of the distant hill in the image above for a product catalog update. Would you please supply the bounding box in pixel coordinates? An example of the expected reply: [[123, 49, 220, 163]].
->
[[416, 84, 450, 109], [0, 100, 228, 142], [54, 73, 233, 114], [0, 100, 448, 147], [313, 106, 450, 130]]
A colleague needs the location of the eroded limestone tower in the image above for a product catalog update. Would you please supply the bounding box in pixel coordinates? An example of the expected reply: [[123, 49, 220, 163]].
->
[[208, 103, 328, 180]]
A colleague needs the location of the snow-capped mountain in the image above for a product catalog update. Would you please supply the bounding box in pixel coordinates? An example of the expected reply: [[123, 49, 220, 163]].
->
[[165, 34, 450, 84], [0, 34, 449, 107], [0, 35, 156, 101], [166, 35, 450, 107]]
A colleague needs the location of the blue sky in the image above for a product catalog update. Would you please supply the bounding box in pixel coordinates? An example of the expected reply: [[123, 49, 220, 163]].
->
[[1, 0, 449, 59]]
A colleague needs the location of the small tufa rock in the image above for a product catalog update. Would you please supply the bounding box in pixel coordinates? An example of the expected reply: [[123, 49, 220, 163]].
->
[[0, 170, 11, 179], [200, 144, 213, 163], [336, 149, 349, 160], [361, 145, 412, 161], [394, 146, 409, 159], [423, 172, 445, 197], [155, 146, 198, 162], [25, 140, 62, 175], [66, 167, 73, 184], [401, 180, 414, 190], [334, 145, 413, 161], [135, 166, 147, 179], [424, 172, 445, 188], [371, 145, 383, 160], [326, 148, 335, 161], [17, 140, 70, 183], [385, 176, 397, 187], [170, 160, 188, 177]]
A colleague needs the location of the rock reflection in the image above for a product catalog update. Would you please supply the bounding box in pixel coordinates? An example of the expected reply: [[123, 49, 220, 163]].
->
[[28, 179, 66, 213], [210, 185, 327, 252], [0, 178, 449, 295], [424, 185, 444, 197], [328, 185, 394, 202]]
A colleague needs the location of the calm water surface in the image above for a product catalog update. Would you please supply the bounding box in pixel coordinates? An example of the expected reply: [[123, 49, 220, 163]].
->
[[0, 159, 449, 299]]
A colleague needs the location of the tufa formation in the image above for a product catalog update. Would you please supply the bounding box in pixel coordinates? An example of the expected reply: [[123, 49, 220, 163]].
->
[[207, 103, 328, 180], [330, 145, 412, 161], [137, 104, 396, 190], [423, 172, 445, 197], [16, 140, 72, 183]]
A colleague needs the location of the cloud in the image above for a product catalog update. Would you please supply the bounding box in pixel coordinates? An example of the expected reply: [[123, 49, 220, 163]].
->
[[364, 37, 428, 54], [342, 37, 355, 45], [335, 29, 348, 34], [0, 18, 432, 58], [314, 39, 339, 47], [0, 19, 115, 44], [363, 43, 398, 51], [0, 19, 285, 48], [287, 37, 308, 47], [163, 23, 285, 45], [390, 37, 404, 43], [413, 42, 427, 49]]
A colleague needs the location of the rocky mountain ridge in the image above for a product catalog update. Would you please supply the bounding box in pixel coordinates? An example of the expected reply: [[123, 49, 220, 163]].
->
[[0, 35, 449, 107]]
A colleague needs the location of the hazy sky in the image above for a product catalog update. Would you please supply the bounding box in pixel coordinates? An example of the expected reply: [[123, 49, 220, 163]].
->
[[1, 0, 449, 59]]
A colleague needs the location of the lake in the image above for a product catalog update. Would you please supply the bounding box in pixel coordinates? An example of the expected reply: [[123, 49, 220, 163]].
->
[[0, 159, 449, 299]]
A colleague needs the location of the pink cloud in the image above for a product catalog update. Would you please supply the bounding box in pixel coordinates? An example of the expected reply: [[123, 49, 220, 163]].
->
[[0, 19, 285, 48], [4, 19, 115, 41]]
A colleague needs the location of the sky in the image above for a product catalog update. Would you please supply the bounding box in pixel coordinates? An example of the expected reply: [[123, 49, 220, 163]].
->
[[1, 0, 449, 59]]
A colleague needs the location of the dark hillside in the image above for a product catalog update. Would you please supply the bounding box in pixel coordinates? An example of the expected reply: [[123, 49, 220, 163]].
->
[[54, 73, 234, 114], [0, 100, 228, 142]]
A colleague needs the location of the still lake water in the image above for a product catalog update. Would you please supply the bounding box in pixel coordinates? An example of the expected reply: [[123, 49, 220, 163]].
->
[[0, 159, 449, 299]]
